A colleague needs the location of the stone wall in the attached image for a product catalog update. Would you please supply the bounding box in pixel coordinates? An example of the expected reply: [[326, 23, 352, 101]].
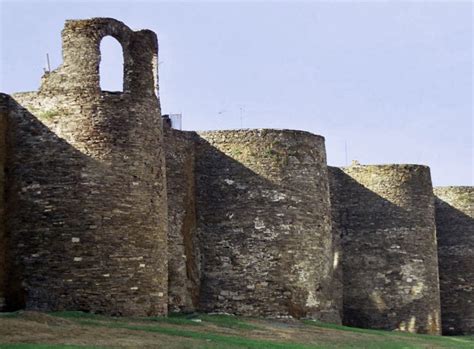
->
[[434, 186, 474, 335], [1, 17, 472, 333], [195, 130, 340, 322], [3, 18, 168, 316], [0, 95, 7, 310], [327, 167, 345, 323], [164, 128, 200, 313], [329, 164, 441, 334]]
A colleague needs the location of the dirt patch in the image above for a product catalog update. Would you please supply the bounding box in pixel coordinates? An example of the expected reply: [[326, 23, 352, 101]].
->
[[15, 311, 75, 326]]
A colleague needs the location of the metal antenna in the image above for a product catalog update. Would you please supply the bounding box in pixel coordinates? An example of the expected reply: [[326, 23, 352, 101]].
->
[[345, 141, 348, 166], [46, 53, 51, 72]]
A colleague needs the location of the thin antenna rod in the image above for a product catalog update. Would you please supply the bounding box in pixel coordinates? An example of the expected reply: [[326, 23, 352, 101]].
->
[[46, 53, 51, 72], [239, 106, 244, 129], [344, 141, 348, 166]]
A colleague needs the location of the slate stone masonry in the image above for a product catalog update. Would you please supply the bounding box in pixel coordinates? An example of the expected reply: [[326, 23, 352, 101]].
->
[[434, 187, 474, 335], [0, 18, 472, 336], [329, 165, 442, 334], [195, 130, 339, 322], [164, 128, 200, 313], [0, 96, 7, 311], [3, 18, 168, 316]]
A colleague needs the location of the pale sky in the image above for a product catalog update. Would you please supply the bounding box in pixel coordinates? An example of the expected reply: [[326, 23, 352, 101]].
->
[[0, 0, 472, 186]]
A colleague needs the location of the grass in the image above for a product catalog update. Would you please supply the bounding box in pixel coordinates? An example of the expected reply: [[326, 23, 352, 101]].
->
[[0, 345, 102, 349], [303, 320, 474, 349], [50, 310, 257, 329], [189, 313, 259, 330], [37, 109, 61, 120], [108, 323, 321, 349], [24, 106, 66, 121], [1, 311, 473, 349]]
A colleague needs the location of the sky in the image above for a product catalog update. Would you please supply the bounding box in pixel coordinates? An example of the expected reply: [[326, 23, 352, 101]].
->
[[0, 0, 472, 186]]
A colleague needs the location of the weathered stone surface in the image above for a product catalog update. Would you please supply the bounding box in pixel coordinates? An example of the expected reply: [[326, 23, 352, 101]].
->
[[434, 186, 474, 335], [329, 164, 441, 334], [1, 17, 471, 333], [3, 18, 168, 316], [327, 169, 344, 323], [0, 95, 7, 311], [195, 130, 340, 322], [164, 128, 200, 313]]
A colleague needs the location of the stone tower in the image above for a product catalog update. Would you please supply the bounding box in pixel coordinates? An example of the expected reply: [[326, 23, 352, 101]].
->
[[195, 130, 340, 321], [3, 18, 168, 316], [329, 164, 441, 334]]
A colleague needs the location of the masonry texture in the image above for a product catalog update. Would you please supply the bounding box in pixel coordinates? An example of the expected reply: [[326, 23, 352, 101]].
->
[[329, 165, 442, 334], [0, 96, 7, 310], [1, 17, 472, 335], [164, 128, 200, 313], [434, 187, 474, 335], [195, 130, 339, 321], [3, 18, 168, 316]]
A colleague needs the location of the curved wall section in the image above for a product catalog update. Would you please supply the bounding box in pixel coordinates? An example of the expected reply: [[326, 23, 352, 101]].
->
[[195, 129, 339, 322], [4, 18, 168, 316], [434, 186, 474, 335], [329, 164, 441, 334]]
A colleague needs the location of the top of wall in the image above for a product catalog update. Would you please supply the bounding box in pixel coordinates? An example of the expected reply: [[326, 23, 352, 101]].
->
[[197, 128, 325, 141], [434, 186, 473, 192], [26, 18, 159, 100], [338, 162, 431, 171]]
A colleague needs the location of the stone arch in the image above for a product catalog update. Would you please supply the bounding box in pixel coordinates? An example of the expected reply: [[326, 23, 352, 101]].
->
[[40, 18, 159, 98], [99, 36, 125, 92]]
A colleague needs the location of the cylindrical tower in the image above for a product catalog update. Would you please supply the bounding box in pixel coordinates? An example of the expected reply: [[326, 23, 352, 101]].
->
[[434, 186, 474, 335], [5, 18, 168, 316], [329, 164, 441, 334], [195, 129, 340, 322]]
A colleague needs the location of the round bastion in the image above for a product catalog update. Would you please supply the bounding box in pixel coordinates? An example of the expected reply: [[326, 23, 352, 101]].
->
[[195, 129, 340, 322], [4, 18, 169, 316], [334, 164, 441, 334]]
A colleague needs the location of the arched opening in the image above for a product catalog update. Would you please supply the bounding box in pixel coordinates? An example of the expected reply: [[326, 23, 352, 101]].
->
[[99, 36, 124, 92]]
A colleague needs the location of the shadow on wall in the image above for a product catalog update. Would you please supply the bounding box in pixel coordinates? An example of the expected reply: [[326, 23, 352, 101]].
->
[[329, 167, 441, 335], [435, 197, 474, 335], [0, 17, 169, 317], [3, 95, 97, 311], [164, 128, 200, 313], [2, 94, 167, 316], [195, 132, 339, 322]]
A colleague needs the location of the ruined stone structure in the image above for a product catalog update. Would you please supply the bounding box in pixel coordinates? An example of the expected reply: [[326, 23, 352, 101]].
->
[[2, 18, 168, 316], [0, 18, 472, 335], [434, 187, 474, 335]]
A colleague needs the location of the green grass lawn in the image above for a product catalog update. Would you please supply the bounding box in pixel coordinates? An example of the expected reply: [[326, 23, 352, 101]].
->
[[0, 311, 472, 349]]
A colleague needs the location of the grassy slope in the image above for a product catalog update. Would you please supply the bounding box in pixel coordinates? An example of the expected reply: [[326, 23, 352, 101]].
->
[[0, 311, 472, 349]]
